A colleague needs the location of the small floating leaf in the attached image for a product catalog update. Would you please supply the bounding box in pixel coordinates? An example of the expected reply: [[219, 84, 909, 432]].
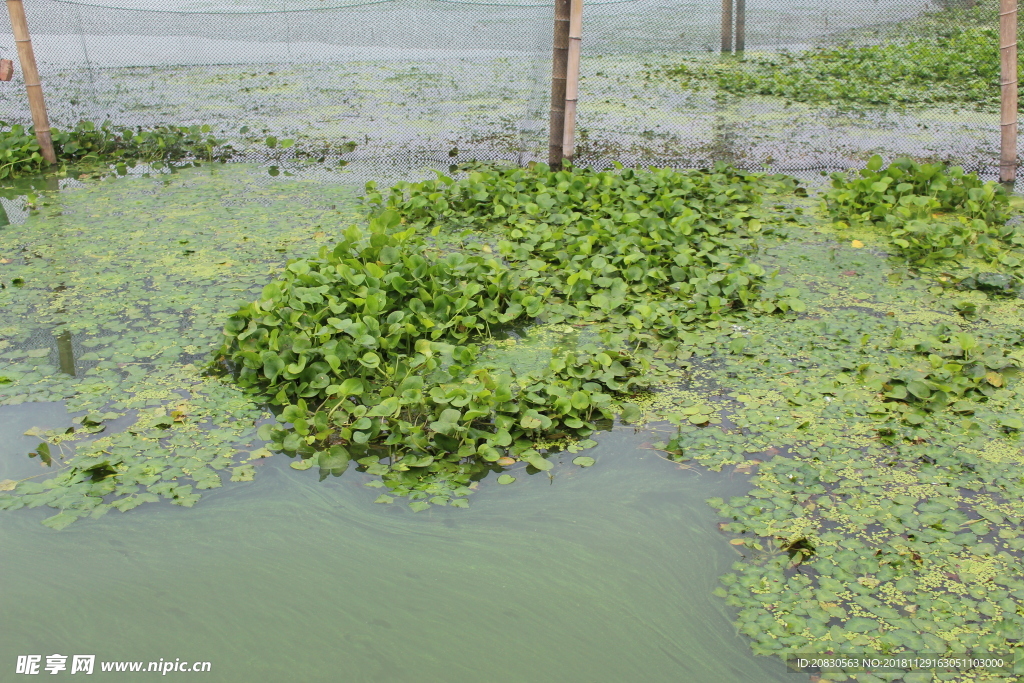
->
[[572, 456, 595, 467]]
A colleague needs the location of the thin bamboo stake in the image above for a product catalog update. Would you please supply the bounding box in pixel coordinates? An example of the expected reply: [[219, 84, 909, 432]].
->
[[6, 0, 56, 165], [1000, 0, 1018, 184], [549, 0, 571, 169], [735, 0, 746, 54], [720, 0, 733, 54], [562, 0, 583, 164]]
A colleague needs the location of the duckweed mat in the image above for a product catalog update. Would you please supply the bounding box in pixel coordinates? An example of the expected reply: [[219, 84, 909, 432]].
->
[[0, 164, 358, 526]]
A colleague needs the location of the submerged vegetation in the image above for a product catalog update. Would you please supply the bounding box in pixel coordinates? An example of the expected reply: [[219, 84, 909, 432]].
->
[[2, 154, 1024, 679]]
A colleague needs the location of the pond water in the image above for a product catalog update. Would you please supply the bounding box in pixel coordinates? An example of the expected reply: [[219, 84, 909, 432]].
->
[[1, 412, 792, 682], [0, 164, 794, 682]]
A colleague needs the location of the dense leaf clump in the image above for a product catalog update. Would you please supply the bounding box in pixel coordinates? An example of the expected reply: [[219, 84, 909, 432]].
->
[[663, 28, 1007, 108], [371, 162, 805, 331], [1, 120, 235, 179], [824, 156, 1024, 285], [219, 163, 805, 507], [219, 209, 650, 506]]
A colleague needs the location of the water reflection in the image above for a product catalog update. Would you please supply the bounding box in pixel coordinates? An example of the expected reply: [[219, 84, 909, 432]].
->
[[56, 329, 76, 376]]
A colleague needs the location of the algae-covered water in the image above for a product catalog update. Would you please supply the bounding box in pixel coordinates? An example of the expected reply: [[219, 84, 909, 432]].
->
[[0, 164, 792, 682], [7, 157, 1024, 682]]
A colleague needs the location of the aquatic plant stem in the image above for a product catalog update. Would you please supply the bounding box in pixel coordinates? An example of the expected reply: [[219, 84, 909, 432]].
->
[[1000, 0, 1018, 184], [5, 0, 56, 165]]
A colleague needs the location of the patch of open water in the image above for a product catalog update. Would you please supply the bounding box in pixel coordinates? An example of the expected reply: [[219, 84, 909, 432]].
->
[[1, 417, 792, 682]]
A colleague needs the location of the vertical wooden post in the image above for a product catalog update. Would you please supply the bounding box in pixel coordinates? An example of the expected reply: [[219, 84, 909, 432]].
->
[[1000, 0, 1018, 184], [720, 0, 733, 53], [735, 0, 746, 54], [549, 0, 571, 169], [562, 0, 583, 165], [6, 0, 56, 165]]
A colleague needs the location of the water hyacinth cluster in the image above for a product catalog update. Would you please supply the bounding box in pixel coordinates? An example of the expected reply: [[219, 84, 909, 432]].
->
[[824, 156, 1024, 283], [372, 162, 804, 334], [218, 163, 804, 507], [0, 120, 236, 179], [662, 19, 1010, 109], [218, 208, 651, 506]]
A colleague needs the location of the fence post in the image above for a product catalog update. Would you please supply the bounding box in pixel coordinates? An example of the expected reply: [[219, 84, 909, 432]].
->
[[1000, 0, 1018, 184], [735, 0, 745, 53], [549, 0, 571, 169], [562, 0, 583, 164], [720, 0, 733, 53], [6, 0, 56, 165]]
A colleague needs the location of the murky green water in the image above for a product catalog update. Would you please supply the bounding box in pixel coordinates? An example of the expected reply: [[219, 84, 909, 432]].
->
[[0, 164, 793, 682], [1, 419, 790, 682]]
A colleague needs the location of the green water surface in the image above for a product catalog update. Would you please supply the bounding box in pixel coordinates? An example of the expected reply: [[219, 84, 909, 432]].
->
[[1, 421, 790, 683], [0, 165, 789, 683]]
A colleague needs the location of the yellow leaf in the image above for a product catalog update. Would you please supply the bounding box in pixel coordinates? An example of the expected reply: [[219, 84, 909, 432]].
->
[[314, 231, 326, 240], [850, 240, 864, 248], [482, 244, 492, 253], [729, 538, 746, 546], [0, 479, 16, 491], [986, 371, 1004, 387]]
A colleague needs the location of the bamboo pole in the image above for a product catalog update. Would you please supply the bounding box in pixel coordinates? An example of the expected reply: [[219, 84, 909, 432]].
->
[[562, 0, 583, 164], [549, 0, 571, 169], [720, 0, 733, 54], [1000, 0, 1018, 184], [6, 1, 56, 165], [735, 0, 746, 54]]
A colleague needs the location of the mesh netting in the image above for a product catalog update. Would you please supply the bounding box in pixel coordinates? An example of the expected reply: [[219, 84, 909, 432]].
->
[[0, 0, 1016, 179]]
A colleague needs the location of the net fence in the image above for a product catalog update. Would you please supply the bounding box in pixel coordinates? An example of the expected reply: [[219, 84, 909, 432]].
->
[[0, 0, 1015, 180]]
